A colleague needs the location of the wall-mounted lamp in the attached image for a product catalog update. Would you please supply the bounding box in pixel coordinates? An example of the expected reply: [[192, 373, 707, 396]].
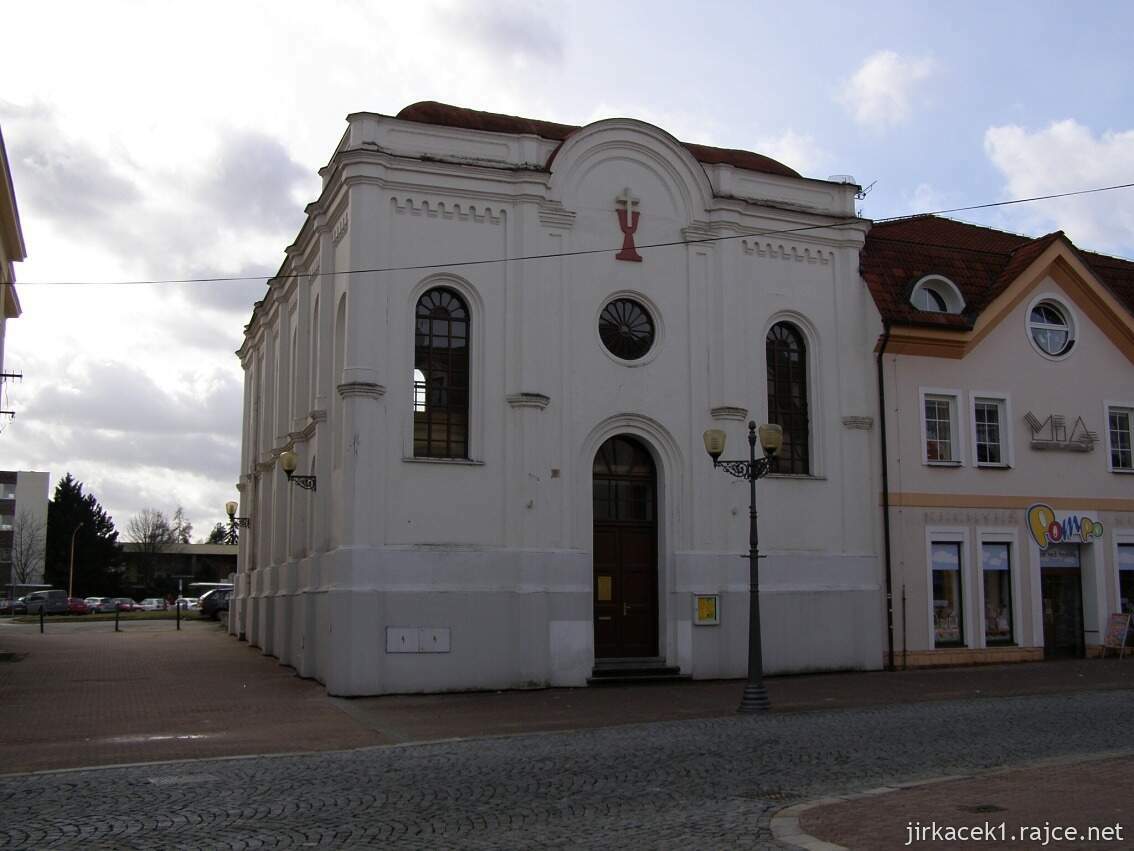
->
[[224, 500, 250, 546], [280, 450, 316, 491]]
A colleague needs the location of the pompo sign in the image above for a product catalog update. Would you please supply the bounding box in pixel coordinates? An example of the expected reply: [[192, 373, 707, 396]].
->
[[1027, 503, 1104, 550]]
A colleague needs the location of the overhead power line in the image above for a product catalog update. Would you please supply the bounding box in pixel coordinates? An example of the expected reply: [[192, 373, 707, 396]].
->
[[15, 180, 1134, 287]]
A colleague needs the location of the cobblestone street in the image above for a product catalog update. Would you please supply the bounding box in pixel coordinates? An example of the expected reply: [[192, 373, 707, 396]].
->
[[2, 689, 1132, 849]]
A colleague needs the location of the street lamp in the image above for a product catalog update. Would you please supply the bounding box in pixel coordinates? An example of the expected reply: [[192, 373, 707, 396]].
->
[[224, 500, 250, 546], [703, 420, 782, 713], [279, 450, 316, 491], [67, 523, 84, 598]]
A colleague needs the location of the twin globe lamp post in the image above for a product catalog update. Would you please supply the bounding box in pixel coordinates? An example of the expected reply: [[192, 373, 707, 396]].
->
[[702, 420, 783, 713]]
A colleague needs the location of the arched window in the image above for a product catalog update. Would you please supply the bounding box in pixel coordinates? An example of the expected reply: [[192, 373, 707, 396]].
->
[[766, 322, 810, 475], [414, 287, 470, 458]]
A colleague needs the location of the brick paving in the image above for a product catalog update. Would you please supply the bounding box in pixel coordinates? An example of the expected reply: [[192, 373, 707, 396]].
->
[[1, 618, 1133, 848], [799, 756, 1133, 850]]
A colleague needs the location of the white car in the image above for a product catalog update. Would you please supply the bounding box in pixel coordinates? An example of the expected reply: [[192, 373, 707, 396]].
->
[[174, 597, 200, 610], [139, 598, 167, 611]]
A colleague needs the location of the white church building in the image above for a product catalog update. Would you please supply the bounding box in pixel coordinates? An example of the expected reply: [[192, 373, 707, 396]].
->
[[231, 102, 885, 695]]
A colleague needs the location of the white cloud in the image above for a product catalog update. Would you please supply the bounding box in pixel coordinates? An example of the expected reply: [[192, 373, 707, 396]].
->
[[984, 119, 1134, 254], [839, 50, 935, 130], [753, 130, 828, 177]]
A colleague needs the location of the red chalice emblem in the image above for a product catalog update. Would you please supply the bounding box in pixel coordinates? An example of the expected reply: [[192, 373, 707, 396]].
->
[[615, 187, 642, 262]]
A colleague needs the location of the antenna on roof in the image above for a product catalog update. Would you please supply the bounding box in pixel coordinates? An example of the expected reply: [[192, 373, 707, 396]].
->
[[855, 180, 877, 201]]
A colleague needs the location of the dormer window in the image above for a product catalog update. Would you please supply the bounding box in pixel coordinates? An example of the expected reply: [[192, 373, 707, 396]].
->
[[909, 275, 965, 315]]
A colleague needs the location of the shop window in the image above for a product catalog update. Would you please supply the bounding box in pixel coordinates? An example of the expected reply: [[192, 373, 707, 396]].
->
[[766, 322, 810, 475], [1119, 545, 1134, 614], [982, 542, 1013, 645], [1107, 405, 1133, 472], [973, 397, 1008, 467], [923, 393, 959, 464], [413, 287, 470, 459], [932, 541, 964, 647]]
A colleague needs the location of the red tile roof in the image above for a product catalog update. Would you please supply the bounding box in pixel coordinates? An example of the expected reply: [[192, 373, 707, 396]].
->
[[862, 215, 1134, 327], [394, 101, 801, 179]]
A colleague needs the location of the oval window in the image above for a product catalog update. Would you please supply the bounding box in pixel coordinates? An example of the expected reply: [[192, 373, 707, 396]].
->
[[599, 298, 655, 361], [1028, 301, 1074, 357]]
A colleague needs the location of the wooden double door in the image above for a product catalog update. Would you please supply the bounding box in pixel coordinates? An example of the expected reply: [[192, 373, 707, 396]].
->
[[593, 436, 658, 659]]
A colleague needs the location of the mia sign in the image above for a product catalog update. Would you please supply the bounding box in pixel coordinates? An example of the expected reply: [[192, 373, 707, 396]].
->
[[1027, 503, 1104, 550]]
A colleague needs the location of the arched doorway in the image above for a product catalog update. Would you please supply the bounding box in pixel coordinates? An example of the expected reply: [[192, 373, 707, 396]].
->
[[593, 435, 658, 658]]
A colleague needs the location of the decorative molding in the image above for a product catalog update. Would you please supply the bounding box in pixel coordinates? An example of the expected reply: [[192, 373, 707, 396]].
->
[[842, 416, 874, 430], [392, 197, 504, 225], [332, 211, 349, 245], [710, 406, 748, 421], [682, 223, 716, 243], [506, 392, 551, 410], [741, 239, 831, 265], [308, 409, 328, 423], [337, 381, 386, 400], [537, 204, 576, 229]]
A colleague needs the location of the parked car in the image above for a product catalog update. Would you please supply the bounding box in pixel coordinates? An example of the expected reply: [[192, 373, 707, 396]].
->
[[199, 588, 232, 620], [138, 598, 167, 611], [0, 597, 27, 615], [65, 597, 89, 615], [23, 590, 69, 615], [112, 597, 140, 612], [174, 597, 200, 611], [84, 597, 118, 613]]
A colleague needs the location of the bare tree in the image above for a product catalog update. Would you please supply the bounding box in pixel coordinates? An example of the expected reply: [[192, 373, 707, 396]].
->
[[11, 511, 47, 586], [127, 508, 176, 587]]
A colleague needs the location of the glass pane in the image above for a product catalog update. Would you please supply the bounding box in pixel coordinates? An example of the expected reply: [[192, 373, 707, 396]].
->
[[982, 543, 1012, 644], [1040, 543, 1080, 569], [932, 585, 962, 642]]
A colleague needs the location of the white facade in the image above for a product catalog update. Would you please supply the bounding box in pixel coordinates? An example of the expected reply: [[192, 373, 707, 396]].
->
[[233, 104, 884, 695]]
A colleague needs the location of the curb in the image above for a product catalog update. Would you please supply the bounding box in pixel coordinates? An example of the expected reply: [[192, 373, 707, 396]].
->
[[769, 749, 1134, 850]]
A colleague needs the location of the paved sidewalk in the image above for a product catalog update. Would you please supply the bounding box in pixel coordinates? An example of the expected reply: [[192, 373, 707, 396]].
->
[[791, 754, 1132, 850], [2, 619, 1133, 847], [2, 617, 1134, 774]]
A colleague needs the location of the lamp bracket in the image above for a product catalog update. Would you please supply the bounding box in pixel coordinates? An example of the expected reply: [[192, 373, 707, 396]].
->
[[287, 474, 317, 492], [713, 457, 773, 482]]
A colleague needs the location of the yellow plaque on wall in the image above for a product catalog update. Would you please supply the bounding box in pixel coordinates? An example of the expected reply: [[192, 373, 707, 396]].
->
[[694, 594, 720, 625], [597, 576, 613, 602]]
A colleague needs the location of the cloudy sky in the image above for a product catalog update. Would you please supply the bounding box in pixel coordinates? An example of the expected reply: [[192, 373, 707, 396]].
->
[[3, 0, 1133, 539]]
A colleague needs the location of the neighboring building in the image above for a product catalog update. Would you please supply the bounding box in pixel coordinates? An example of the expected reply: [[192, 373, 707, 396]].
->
[[119, 542, 238, 595], [1, 124, 26, 395], [1, 470, 49, 590], [233, 102, 884, 695], [864, 216, 1134, 666]]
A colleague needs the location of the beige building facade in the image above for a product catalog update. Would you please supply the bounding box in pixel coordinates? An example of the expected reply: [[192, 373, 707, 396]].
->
[[865, 217, 1134, 666]]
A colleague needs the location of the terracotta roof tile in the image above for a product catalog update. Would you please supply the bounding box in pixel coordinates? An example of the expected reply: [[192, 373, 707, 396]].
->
[[863, 215, 1134, 327], [394, 101, 801, 179]]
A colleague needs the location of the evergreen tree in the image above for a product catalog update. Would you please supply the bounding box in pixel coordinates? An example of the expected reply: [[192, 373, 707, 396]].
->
[[205, 522, 229, 544], [44, 474, 122, 596]]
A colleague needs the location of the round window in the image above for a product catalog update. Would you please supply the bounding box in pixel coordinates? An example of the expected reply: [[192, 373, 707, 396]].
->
[[599, 298, 655, 361], [1028, 300, 1074, 357]]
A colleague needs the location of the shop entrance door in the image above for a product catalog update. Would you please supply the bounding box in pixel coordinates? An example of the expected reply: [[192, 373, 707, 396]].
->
[[592, 435, 658, 659], [1040, 543, 1084, 659]]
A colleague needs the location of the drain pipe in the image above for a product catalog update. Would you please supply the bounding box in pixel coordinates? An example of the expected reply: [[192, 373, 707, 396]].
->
[[876, 321, 896, 672]]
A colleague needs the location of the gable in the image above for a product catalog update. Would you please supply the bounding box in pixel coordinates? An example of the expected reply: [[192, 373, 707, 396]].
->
[[865, 217, 1134, 363]]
